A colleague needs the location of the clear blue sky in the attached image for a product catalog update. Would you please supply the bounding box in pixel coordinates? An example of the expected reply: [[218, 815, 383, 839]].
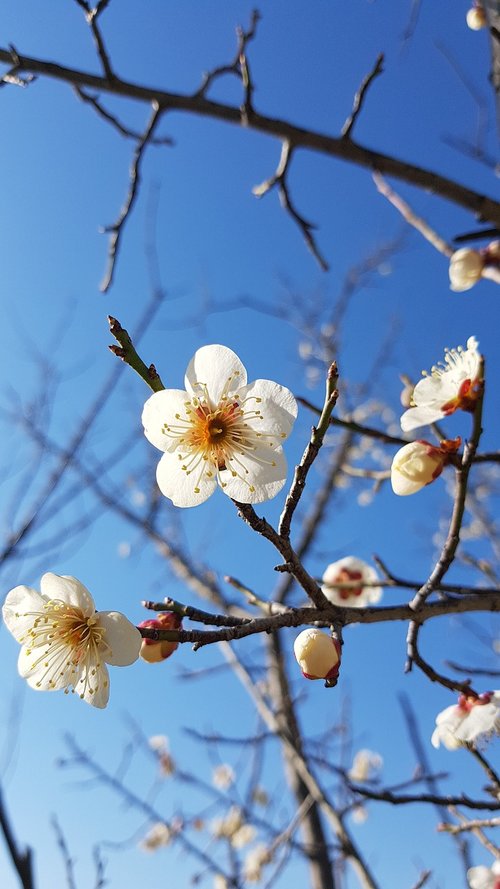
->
[[0, 2, 499, 888]]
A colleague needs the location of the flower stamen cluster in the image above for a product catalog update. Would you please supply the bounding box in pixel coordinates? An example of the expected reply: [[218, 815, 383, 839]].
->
[[142, 345, 297, 507]]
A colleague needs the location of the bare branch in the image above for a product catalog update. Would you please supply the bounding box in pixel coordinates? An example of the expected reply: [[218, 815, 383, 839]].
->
[[1, 47, 499, 230], [342, 53, 385, 139], [279, 362, 339, 538], [0, 786, 35, 889], [74, 87, 173, 144], [100, 102, 163, 292], [253, 140, 329, 271]]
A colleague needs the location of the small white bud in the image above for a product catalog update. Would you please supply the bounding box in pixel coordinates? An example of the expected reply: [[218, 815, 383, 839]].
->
[[391, 440, 446, 496], [293, 628, 341, 681], [466, 6, 487, 30], [449, 248, 484, 292]]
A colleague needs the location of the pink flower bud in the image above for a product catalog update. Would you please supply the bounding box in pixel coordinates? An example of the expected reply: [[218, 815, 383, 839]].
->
[[293, 628, 341, 681], [391, 440, 452, 496], [139, 612, 182, 663]]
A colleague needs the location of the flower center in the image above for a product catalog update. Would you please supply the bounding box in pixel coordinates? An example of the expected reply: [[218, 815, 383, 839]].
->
[[19, 599, 108, 699], [457, 691, 492, 713], [161, 380, 284, 496], [335, 568, 363, 600], [441, 378, 481, 415]]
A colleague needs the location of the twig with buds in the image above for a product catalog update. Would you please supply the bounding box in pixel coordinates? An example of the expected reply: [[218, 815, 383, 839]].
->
[[108, 315, 165, 391]]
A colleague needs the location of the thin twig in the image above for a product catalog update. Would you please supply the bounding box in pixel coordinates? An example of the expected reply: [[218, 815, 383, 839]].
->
[[0, 786, 35, 889], [279, 362, 339, 538], [75, 87, 173, 144], [253, 140, 329, 271], [373, 172, 453, 257], [342, 54, 385, 139], [108, 315, 164, 391], [51, 816, 77, 889], [100, 101, 163, 292]]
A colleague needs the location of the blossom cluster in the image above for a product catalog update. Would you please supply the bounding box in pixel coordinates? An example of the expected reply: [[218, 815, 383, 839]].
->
[[391, 337, 482, 496]]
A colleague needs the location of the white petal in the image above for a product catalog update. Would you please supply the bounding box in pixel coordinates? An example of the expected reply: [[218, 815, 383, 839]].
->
[[2, 585, 45, 642], [412, 373, 457, 406], [156, 449, 217, 507], [40, 573, 95, 615], [467, 866, 494, 889], [97, 611, 142, 665], [455, 703, 499, 742], [185, 345, 247, 407], [75, 662, 110, 708], [142, 389, 191, 452], [435, 704, 463, 728], [18, 644, 81, 692], [400, 405, 444, 432], [219, 445, 287, 503], [238, 380, 297, 441]]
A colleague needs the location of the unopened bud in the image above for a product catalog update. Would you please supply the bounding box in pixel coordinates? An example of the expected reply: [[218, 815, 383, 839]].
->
[[449, 248, 484, 292], [391, 439, 457, 496], [139, 612, 182, 663], [293, 628, 341, 681], [466, 6, 487, 29]]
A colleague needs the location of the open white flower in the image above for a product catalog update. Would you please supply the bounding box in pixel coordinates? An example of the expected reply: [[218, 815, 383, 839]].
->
[[431, 692, 500, 750], [401, 337, 482, 432], [322, 557, 382, 607], [142, 345, 297, 508], [2, 573, 142, 708], [467, 860, 500, 889]]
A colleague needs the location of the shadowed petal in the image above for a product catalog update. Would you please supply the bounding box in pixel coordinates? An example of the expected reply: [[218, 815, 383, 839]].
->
[[156, 449, 217, 507], [98, 611, 142, 665], [142, 389, 192, 452], [219, 446, 287, 503], [40, 573, 95, 615], [2, 586, 45, 641], [185, 345, 247, 407]]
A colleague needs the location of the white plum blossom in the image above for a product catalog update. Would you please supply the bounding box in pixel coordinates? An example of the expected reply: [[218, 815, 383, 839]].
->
[[467, 860, 500, 889], [212, 763, 235, 789], [431, 692, 500, 750], [449, 248, 485, 290], [211, 806, 244, 840], [139, 822, 173, 852], [243, 843, 272, 882], [349, 749, 383, 783], [232, 823, 257, 849], [400, 337, 482, 432], [322, 557, 382, 607], [293, 628, 341, 682], [2, 573, 142, 708], [391, 440, 451, 496], [142, 344, 297, 507]]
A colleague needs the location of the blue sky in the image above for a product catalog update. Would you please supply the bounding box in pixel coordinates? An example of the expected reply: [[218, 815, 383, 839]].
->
[[0, 2, 499, 888]]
